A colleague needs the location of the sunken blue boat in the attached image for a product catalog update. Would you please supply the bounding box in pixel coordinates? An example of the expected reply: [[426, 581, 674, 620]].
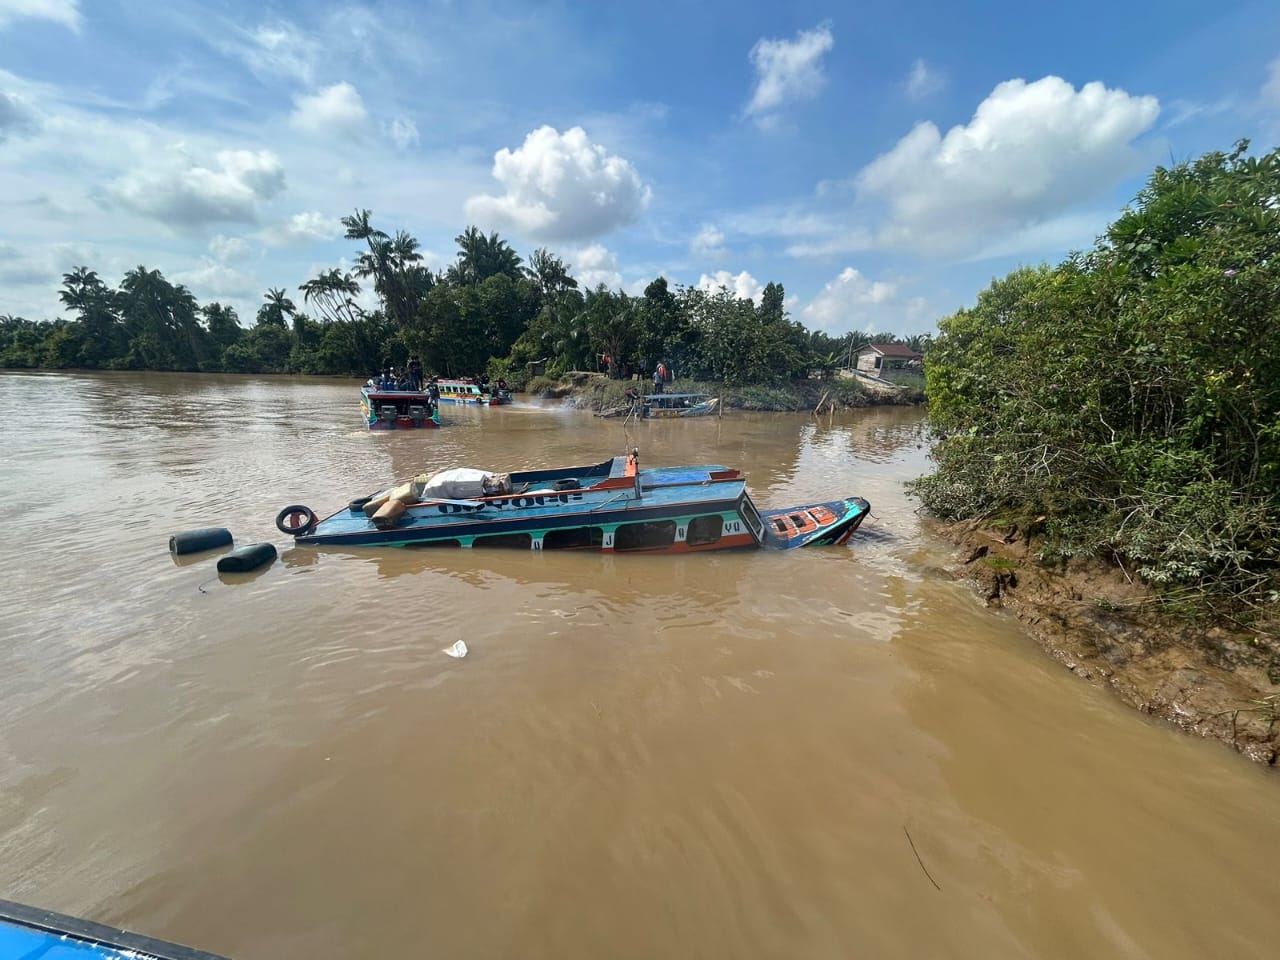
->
[[0, 898, 228, 960], [274, 451, 870, 553]]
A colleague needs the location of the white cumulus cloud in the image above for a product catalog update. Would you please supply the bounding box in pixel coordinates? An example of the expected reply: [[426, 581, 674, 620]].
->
[[905, 58, 943, 100], [698, 270, 764, 305], [262, 210, 341, 245], [856, 75, 1159, 254], [105, 148, 286, 227], [290, 82, 367, 138], [745, 23, 834, 125], [465, 126, 651, 241], [572, 243, 623, 290], [0, 0, 81, 31], [690, 224, 726, 256], [173, 260, 259, 299], [801, 267, 910, 332], [208, 234, 251, 262]]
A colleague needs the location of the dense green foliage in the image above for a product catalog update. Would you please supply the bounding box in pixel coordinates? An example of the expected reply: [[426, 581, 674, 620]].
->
[[912, 141, 1280, 611], [2, 210, 929, 385]]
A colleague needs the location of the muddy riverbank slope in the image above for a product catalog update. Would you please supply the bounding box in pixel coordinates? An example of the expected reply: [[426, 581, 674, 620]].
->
[[931, 518, 1279, 766]]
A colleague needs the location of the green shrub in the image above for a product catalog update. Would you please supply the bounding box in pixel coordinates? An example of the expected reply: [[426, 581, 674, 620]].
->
[[911, 141, 1280, 614]]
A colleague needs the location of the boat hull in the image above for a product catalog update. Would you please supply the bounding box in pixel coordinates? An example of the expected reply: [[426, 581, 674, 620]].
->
[[361, 388, 441, 430], [281, 456, 870, 557], [642, 395, 719, 418], [436, 395, 490, 405], [760, 497, 871, 548]]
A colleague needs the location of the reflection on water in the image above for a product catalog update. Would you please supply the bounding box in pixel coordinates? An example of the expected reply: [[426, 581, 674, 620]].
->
[[0, 371, 1276, 960]]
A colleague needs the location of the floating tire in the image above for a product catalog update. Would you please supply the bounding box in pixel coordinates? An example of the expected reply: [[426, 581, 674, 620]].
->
[[216, 542, 278, 573], [275, 505, 317, 536], [169, 527, 233, 555]]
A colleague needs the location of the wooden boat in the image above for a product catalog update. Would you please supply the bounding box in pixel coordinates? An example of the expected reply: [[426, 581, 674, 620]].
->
[[274, 451, 870, 553], [0, 897, 228, 959], [360, 384, 440, 430], [436, 379, 512, 406], [642, 393, 719, 418]]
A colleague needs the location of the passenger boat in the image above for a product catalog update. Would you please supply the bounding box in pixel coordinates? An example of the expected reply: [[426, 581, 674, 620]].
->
[[0, 897, 228, 959], [436, 379, 512, 406], [642, 393, 718, 418], [360, 384, 441, 430], [274, 451, 870, 553]]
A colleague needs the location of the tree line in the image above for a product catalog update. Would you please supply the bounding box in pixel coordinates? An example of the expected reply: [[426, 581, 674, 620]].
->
[[912, 140, 1280, 612], [0, 213, 931, 386]]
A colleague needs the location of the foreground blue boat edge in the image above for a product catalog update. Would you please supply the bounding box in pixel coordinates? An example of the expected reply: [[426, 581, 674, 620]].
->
[[0, 898, 229, 960]]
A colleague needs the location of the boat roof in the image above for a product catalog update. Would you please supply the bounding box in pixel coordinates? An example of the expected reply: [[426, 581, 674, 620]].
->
[[363, 387, 429, 397], [1, 899, 228, 960], [645, 393, 712, 400], [306, 458, 748, 540]]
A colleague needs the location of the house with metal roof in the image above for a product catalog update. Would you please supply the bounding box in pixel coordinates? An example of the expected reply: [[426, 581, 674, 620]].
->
[[852, 342, 924, 375]]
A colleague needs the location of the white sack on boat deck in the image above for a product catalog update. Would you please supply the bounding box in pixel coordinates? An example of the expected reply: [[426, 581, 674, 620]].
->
[[419, 467, 512, 500]]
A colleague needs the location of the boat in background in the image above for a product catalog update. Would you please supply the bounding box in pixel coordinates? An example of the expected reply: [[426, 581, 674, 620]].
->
[[0, 897, 228, 959], [360, 384, 440, 430], [436, 379, 512, 406], [274, 450, 870, 553], [642, 393, 719, 418]]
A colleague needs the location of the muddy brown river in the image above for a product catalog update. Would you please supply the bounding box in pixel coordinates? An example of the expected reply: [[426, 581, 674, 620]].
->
[[0, 371, 1276, 959]]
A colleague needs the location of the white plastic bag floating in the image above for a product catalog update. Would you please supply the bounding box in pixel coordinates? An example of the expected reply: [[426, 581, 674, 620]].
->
[[443, 640, 468, 658]]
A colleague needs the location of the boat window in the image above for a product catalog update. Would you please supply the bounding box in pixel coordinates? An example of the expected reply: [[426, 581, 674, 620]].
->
[[544, 527, 604, 550], [406, 539, 460, 549], [739, 495, 765, 540], [472, 532, 533, 549], [614, 520, 676, 551], [686, 515, 723, 545]]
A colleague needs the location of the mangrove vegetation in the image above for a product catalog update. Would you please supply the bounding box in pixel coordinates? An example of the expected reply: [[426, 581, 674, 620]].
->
[[913, 141, 1280, 615]]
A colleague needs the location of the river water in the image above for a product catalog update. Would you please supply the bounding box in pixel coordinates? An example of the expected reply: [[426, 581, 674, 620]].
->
[[0, 371, 1276, 960]]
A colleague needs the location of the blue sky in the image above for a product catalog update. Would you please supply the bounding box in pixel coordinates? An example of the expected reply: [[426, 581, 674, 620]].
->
[[2, 0, 1278, 336]]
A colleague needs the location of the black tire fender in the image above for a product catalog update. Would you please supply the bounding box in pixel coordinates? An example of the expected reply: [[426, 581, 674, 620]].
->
[[276, 505, 317, 536]]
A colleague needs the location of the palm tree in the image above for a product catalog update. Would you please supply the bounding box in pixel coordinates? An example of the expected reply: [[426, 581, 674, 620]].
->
[[341, 212, 431, 326], [300, 269, 362, 324], [391, 230, 422, 265], [904, 333, 933, 355], [59, 266, 124, 367], [257, 287, 296, 327], [341, 208, 386, 246], [58, 267, 105, 312], [448, 226, 523, 285], [117, 266, 210, 370], [526, 248, 578, 297]]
